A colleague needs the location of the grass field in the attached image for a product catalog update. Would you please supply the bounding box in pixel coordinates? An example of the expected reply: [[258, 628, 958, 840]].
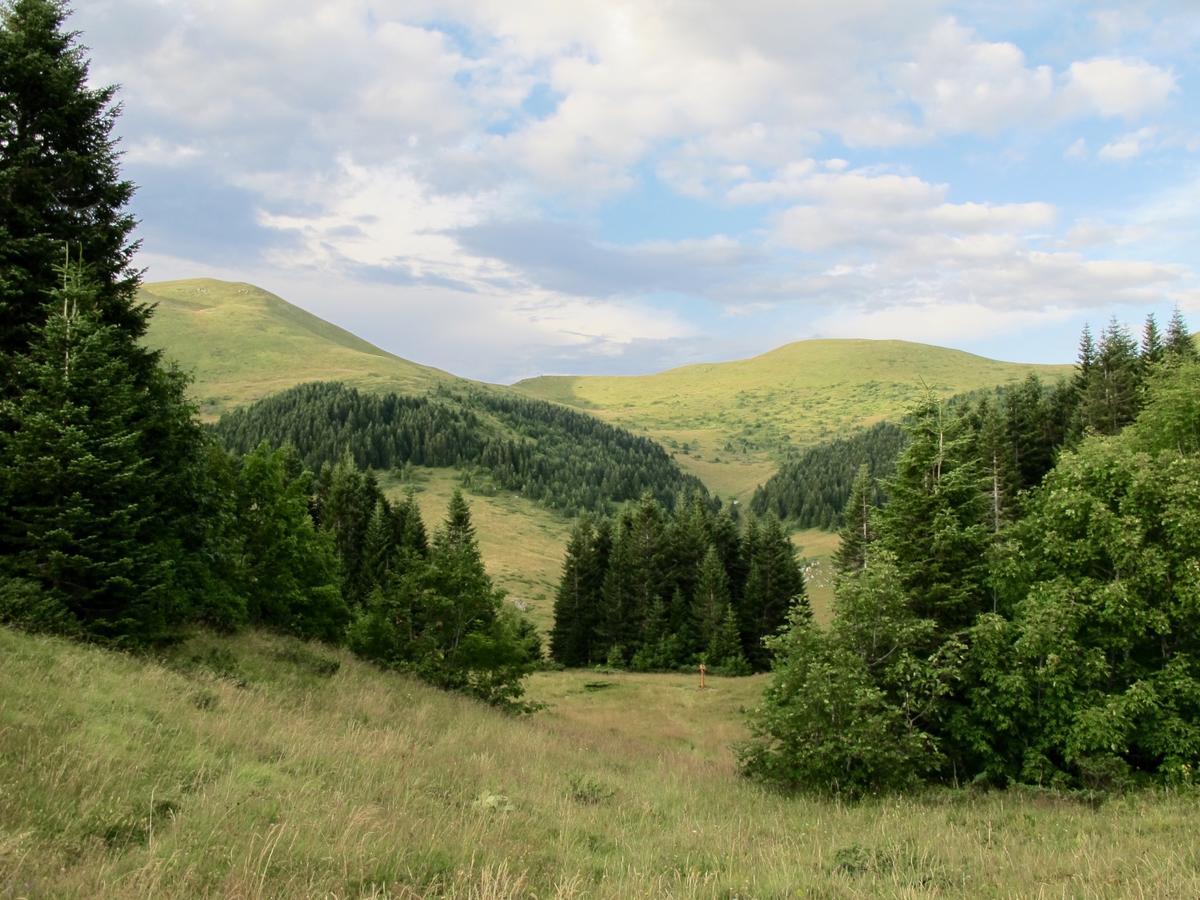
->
[[516, 340, 1070, 501], [378, 468, 571, 636], [143, 279, 463, 418], [3, 626, 1198, 898]]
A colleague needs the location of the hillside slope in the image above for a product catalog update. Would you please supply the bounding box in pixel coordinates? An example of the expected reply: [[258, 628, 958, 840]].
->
[[516, 339, 1070, 499], [4, 626, 1198, 898], [142, 278, 462, 417]]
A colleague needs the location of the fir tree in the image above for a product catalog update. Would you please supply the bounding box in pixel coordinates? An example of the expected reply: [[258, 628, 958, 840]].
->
[[0, 260, 174, 643], [740, 515, 808, 670], [0, 0, 143, 377], [833, 464, 875, 575], [691, 545, 731, 656], [1140, 313, 1164, 369], [877, 396, 990, 637], [551, 515, 600, 666], [707, 604, 750, 675], [1165, 307, 1196, 361]]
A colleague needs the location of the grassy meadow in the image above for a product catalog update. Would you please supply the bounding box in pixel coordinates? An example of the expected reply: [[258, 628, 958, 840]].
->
[[516, 340, 1070, 500], [143, 279, 462, 418], [3, 626, 1198, 898]]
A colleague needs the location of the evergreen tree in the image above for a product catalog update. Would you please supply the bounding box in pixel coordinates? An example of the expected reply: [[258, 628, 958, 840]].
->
[[739, 515, 807, 670], [1165, 307, 1196, 361], [707, 604, 750, 675], [877, 397, 990, 637], [833, 464, 875, 575], [1079, 319, 1141, 435], [691, 545, 731, 657], [1140, 313, 1164, 369], [0, 260, 176, 643], [551, 515, 600, 666], [0, 0, 143, 374]]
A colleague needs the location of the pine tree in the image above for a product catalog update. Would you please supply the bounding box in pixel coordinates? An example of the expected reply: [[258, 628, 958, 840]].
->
[[1165, 307, 1196, 361], [0, 0, 143, 377], [1079, 319, 1141, 435], [877, 396, 990, 637], [740, 515, 807, 670], [691, 545, 731, 656], [0, 260, 175, 642], [833, 464, 875, 575], [551, 515, 599, 666], [707, 604, 750, 675], [1140, 313, 1165, 369]]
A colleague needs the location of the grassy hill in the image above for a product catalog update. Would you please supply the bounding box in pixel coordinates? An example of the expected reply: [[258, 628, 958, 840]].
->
[[4, 626, 1198, 897], [142, 278, 462, 418], [516, 340, 1070, 500]]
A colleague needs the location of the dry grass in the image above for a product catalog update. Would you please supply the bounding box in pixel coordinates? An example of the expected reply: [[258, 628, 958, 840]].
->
[[2, 627, 1198, 898]]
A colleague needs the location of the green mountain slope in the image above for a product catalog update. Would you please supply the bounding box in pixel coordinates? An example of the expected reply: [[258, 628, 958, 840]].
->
[[142, 278, 461, 417], [4, 625, 1197, 897], [516, 339, 1071, 499]]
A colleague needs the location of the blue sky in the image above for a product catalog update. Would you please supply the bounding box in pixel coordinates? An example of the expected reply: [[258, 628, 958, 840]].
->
[[74, 1, 1200, 382]]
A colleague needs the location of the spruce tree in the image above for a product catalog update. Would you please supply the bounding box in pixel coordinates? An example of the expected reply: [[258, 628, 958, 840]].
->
[[0, 0, 143, 375], [1140, 313, 1164, 369], [833, 464, 875, 575], [551, 515, 598, 666], [877, 397, 990, 638], [1165, 307, 1196, 361], [691, 545, 731, 657], [739, 515, 807, 670], [0, 260, 174, 642]]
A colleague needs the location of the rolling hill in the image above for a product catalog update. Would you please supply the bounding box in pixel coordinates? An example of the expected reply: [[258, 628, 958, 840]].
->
[[142, 278, 462, 418], [516, 340, 1071, 499]]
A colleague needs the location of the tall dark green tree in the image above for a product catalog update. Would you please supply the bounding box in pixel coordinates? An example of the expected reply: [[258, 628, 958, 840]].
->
[[877, 397, 990, 637], [1165, 307, 1196, 361], [740, 515, 807, 670], [0, 261, 175, 643], [550, 515, 604, 666], [833, 464, 876, 575], [0, 0, 144, 376], [691, 545, 731, 656]]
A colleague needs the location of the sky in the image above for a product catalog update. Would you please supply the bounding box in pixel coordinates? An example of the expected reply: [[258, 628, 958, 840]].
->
[[73, 0, 1200, 383]]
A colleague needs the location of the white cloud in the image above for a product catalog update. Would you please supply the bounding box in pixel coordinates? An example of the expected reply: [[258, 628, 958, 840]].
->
[[1063, 57, 1177, 119], [1064, 137, 1089, 160], [1098, 126, 1159, 161], [899, 19, 1054, 134]]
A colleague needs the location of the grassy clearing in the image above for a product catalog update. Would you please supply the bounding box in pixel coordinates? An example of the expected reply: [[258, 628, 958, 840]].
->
[[143, 279, 463, 418], [379, 468, 571, 636], [516, 340, 1070, 501], [791, 527, 841, 625], [3, 626, 1198, 898]]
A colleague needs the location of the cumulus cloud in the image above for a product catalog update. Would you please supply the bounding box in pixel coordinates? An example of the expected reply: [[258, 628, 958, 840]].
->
[[61, 0, 1199, 376], [1063, 57, 1177, 119], [1098, 127, 1159, 161]]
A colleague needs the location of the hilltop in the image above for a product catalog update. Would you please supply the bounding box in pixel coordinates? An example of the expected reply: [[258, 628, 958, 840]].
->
[[142, 278, 462, 418], [516, 339, 1070, 499]]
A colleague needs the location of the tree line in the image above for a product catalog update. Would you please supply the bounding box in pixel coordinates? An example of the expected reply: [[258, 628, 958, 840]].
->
[[741, 318, 1200, 794], [550, 494, 807, 674], [213, 380, 708, 517], [0, 0, 536, 707]]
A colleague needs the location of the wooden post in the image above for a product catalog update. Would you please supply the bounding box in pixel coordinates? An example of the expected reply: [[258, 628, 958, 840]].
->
[[698, 662, 707, 690]]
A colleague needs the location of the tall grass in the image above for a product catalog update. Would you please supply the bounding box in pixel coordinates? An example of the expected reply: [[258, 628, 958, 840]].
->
[[2, 627, 1197, 897]]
